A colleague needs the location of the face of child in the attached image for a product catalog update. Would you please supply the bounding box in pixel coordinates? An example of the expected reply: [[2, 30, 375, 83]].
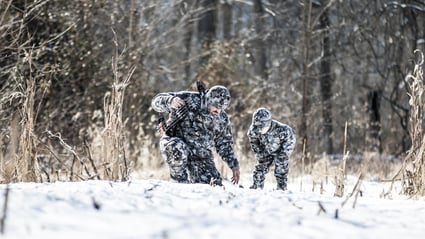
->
[[253, 120, 271, 134]]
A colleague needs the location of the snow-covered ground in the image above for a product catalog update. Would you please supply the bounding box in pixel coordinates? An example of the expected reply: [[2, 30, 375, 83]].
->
[[0, 174, 424, 239]]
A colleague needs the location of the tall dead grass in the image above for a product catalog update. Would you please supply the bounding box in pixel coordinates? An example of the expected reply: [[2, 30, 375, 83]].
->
[[0, 32, 135, 183], [16, 71, 39, 182], [1, 50, 41, 183], [400, 50, 425, 196], [97, 31, 135, 181]]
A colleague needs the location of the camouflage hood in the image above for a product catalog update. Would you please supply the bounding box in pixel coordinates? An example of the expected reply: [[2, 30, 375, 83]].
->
[[206, 85, 231, 109], [252, 107, 272, 133]]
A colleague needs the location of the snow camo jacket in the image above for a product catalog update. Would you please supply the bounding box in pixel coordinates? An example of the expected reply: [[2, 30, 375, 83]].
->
[[247, 120, 296, 162], [151, 91, 239, 170]]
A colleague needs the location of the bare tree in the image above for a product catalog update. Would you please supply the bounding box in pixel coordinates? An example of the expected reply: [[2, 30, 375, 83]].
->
[[218, 0, 233, 40], [252, 0, 268, 80], [300, 0, 313, 156], [319, 2, 333, 154], [197, 0, 217, 66]]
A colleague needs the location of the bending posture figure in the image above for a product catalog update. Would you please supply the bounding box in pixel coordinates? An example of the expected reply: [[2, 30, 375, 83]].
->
[[247, 108, 296, 190], [151, 85, 240, 186]]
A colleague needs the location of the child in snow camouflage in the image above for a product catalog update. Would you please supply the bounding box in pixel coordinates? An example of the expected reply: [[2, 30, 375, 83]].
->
[[247, 108, 296, 190], [151, 85, 240, 186]]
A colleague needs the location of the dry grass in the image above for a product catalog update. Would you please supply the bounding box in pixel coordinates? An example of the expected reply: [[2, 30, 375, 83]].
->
[[17, 71, 39, 182], [97, 31, 135, 181], [1, 50, 41, 183], [0, 32, 136, 183], [0, 115, 19, 183], [399, 50, 425, 196], [334, 122, 348, 197], [289, 120, 403, 196]]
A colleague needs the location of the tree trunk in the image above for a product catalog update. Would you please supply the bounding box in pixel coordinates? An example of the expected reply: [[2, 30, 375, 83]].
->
[[366, 90, 382, 153], [183, 1, 195, 82], [220, 1, 232, 39], [197, 0, 217, 66], [253, 0, 268, 80], [319, 7, 333, 154], [301, 0, 312, 152]]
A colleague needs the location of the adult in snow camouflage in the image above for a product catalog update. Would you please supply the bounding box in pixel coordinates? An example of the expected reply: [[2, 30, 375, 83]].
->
[[151, 84, 240, 186], [247, 107, 296, 190]]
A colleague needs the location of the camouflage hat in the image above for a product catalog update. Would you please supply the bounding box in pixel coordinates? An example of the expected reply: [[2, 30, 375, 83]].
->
[[206, 85, 231, 109], [253, 108, 272, 122], [252, 108, 272, 133]]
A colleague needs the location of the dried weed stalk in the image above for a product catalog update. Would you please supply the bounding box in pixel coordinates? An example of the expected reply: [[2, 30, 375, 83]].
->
[[334, 122, 348, 197], [401, 50, 425, 197], [46, 131, 93, 180], [100, 30, 135, 181], [0, 115, 19, 183], [15, 50, 40, 182]]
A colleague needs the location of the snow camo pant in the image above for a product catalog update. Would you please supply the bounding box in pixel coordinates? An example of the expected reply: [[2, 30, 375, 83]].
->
[[252, 155, 289, 190], [159, 136, 222, 186]]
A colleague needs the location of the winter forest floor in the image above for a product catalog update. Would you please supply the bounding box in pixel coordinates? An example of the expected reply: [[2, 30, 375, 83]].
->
[[1, 171, 424, 239]]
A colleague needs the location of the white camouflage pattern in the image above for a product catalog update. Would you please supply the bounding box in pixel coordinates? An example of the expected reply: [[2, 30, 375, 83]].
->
[[247, 119, 296, 190], [152, 90, 239, 185]]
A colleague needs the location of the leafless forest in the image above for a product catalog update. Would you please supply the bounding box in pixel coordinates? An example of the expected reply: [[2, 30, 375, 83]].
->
[[0, 0, 424, 194]]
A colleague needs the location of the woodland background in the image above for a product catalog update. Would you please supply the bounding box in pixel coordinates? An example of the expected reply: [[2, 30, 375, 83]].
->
[[0, 0, 424, 184]]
